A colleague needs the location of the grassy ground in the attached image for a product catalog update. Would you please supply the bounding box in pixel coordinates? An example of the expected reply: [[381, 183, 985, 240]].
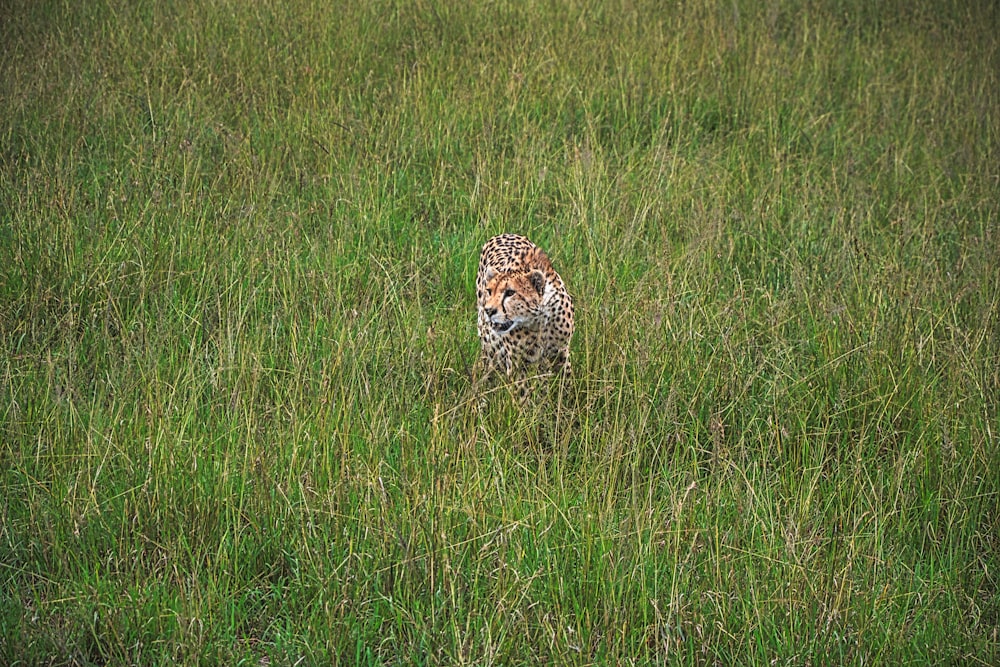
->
[[2, 0, 998, 664]]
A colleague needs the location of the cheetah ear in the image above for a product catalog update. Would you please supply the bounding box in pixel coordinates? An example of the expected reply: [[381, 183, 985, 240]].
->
[[483, 265, 497, 282], [527, 247, 552, 272], [529, 269, 546, 295]]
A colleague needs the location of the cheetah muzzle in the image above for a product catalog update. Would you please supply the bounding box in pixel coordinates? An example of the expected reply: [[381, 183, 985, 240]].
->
[[492, 320, 514, 333]]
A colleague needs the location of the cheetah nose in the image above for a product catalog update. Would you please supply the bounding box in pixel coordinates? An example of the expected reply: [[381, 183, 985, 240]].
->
[[485, 307, 497, 317]]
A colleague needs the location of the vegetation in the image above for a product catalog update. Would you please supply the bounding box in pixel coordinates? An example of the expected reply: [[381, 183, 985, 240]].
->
[[2, 0, 997, 664]]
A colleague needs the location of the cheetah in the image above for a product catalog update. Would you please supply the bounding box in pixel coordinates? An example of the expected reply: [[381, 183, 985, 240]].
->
[[475, 234, 574, 396]]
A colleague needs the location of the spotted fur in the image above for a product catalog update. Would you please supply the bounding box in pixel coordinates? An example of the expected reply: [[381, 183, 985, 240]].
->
[[476, 234, 574, 395]]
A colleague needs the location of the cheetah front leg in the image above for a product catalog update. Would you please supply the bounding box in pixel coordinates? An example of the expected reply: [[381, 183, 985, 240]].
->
[[474, 337, 511, 407], [554, 346, 571, 378]]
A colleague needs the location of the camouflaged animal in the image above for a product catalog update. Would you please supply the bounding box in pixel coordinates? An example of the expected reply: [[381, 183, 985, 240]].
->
[[476, 234, 574, 391]]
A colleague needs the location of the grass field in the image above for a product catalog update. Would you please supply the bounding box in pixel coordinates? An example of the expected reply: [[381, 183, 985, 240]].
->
[[2, 0, 998, 664]]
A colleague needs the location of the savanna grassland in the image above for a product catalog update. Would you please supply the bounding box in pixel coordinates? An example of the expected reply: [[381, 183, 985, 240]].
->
[[1, 0, 998, 664]]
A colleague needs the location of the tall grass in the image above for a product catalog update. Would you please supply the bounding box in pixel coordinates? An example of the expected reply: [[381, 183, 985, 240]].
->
[[2, 0, 998, 664]]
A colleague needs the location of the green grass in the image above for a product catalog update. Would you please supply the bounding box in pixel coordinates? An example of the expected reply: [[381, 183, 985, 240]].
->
[[2, 0, 998, 664]]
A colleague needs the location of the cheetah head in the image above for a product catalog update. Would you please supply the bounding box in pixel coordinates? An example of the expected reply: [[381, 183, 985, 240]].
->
[[481, 267, 546, 333]]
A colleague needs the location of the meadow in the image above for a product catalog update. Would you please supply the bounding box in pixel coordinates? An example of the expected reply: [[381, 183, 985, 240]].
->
[[1, 0, 998, 664]]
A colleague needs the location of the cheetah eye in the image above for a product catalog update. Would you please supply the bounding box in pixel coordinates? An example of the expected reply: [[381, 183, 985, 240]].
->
[[503, 288, 516, 298]]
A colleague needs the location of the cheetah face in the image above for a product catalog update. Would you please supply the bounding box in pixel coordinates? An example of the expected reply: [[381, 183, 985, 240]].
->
[[482, 268, 546, 334]]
